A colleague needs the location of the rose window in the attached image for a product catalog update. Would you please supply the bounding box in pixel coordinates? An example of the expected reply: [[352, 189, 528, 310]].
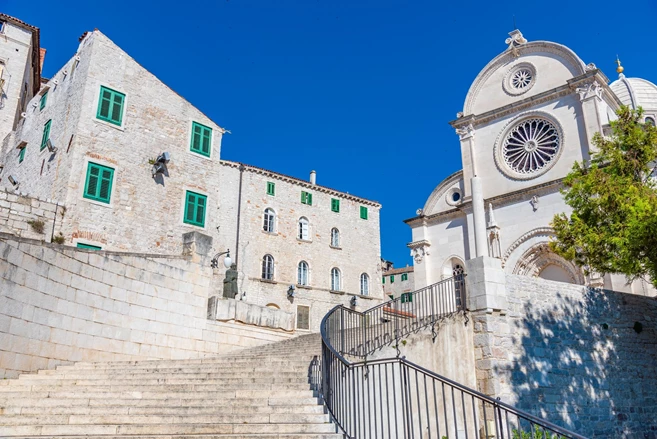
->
[[502, 118, 560, 175], [511, 69, 533, 90]]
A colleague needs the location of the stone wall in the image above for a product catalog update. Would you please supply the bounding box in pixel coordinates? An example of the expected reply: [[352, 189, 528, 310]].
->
[[0, 234, 293, 378], [0, 190, 64, 242], [475, 274, 657, 437]]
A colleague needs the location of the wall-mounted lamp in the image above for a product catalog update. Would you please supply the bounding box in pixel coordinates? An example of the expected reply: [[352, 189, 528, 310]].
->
[[210, 249, 232, 269], [46, 139, 57, 153], [8, 175, 19, 187], [350, 296, 358, 307], [151, 152, 170, 178], [287, 285, 296, 298]]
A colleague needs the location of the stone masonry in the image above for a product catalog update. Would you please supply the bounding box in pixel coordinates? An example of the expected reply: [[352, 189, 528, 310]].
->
[[0, 189, 63, 242]]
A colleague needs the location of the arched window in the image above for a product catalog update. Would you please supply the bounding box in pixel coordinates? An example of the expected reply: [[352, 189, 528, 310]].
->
[[452, 262, 464, 307], [298, 261, 309, 286], [331, 228, 340, 247], [298, 217, 309, 240], [452, 263, 464, 278], [262, 254, 274, 280], [331, 268, 341, 291], [646, 117, 655, 126], [360, 273, 369, 296], [263, 208, 275, 233]]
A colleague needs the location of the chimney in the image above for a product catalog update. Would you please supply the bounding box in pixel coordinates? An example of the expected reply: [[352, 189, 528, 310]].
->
[[309, 170, 316, 185]]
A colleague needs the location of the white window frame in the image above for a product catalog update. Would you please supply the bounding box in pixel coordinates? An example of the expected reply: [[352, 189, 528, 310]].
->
[[360, 273, 370, 296], [263, 208, 275, 233], [262, 254, 275, 280], [298, 261, 309, 286], [331, 228, 340, 247], [298, 217, 310, 240], [331, 268, 341, 292]]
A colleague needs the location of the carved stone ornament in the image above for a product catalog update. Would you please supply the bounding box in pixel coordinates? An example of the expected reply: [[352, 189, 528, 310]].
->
[[505, 29, 528, 58], [576, 81, 603, 102], [585, 62, 597, 72], [455, 124, 475, 140], [407, 240, 431, 264]]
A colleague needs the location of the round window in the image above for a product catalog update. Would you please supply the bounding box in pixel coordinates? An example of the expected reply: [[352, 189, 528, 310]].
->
[[452, 192, 461, 202], [646, 117, 655, 126], [503, 63, 537, 96]]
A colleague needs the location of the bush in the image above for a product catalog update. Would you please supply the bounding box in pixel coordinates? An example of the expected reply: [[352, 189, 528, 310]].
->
[[52, 233, 65, 244], [27, 219, 45, 234]]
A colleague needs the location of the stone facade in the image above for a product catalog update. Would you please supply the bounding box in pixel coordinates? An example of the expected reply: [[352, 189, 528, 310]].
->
[[0, 189, 63, 242], [382, 265, 414, 298]]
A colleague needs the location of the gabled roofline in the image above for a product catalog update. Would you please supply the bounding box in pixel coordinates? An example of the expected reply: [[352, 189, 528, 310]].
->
[[0, 14, 41, 95]]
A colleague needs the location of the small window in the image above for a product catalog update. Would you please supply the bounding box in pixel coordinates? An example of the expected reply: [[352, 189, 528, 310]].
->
[[360, 206, 368, 220], [296, 305, 310, 330], [390, 275, 395, 284], [298, 217, 309, 240], [301, 191, 313, 205], [401, 273, 408, 281], [97, 86, 125, 126], [184, 191, 207, 227], [401, 292, 413, 304], [331, 268, 341, 291], [452, 191, 461, 202], [263, 208, 275, 233], [298, 261, 309, 286], [331, 198, 340, 213], [190, 121, 212, 157], [266, 181, 275, 196], [40, 120, 52, 151], [330, 228, 340, 247], [39, 92, 48, 111], [262, 254, 274, 280], [18, 147, 26, 163], [77, 243, 102, 250], [360, 273, 369, 296], [83, 162, 114, 204], [646, 117, 656, 127], [382, 276, 385, 284]]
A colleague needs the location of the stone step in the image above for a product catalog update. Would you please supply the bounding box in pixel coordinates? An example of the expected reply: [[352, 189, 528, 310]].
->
[[0, 389, 314, 400], [0, 422, 337, 437], [0, 397, 321, 408], [0, 413, 330, 426], [0, 383, 312, 393], [3, 404, 326, 416], [67, 358, 318, 369], [12, 377, 307, 386], [14, 435, 341, 439], [31, 370, 307, 379], [51, 365, 313, 375]]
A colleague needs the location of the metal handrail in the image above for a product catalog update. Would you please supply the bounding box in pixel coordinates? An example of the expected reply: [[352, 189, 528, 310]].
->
[[318, 275, 588, 439]]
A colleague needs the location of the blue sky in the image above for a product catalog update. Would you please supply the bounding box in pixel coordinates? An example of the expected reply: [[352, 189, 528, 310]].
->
[[5, 0, 656, 266]]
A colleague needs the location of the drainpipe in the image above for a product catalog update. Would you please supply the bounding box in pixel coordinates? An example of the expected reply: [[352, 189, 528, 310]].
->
[[234, 164, 245, 268]]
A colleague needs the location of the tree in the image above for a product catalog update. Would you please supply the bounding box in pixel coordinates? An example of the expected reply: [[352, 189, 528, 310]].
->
[[550, 106, 657, 287]]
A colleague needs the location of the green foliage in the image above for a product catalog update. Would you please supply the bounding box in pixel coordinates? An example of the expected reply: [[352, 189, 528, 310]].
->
[[52, 233, 65, 244], [512, 427, 565, 439], [551, 106, 657, 287], [27, 219, 45, 234]]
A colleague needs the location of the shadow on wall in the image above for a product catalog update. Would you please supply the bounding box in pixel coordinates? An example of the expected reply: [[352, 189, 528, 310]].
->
[[496, 287, 657, 438]]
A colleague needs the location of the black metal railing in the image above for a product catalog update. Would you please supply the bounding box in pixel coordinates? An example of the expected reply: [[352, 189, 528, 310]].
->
[[318, 275, 587, 439]]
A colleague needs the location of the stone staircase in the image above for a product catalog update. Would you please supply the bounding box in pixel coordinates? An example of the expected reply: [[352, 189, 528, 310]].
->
[[0, 333, 339, 439]]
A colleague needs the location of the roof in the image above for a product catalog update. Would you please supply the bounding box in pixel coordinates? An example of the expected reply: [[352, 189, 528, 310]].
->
[[220, 160, 381, 207], [610, 75, 657, 111], [0, 14, 41, 95], [384, 266, 414, 275]]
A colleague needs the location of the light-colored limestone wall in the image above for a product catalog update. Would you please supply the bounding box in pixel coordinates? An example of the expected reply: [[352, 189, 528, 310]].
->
[[382, 268, 414, 298], [0, 234, 293, 378], [476, 275, 657, 437], [0, 190, 64, 242]]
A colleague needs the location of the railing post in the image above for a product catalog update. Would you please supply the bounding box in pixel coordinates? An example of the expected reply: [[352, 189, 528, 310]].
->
[[340, 308, 345, 356]]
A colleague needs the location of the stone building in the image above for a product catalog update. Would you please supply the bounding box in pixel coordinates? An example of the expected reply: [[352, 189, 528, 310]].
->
[[407, 29, 657, 296], [381, 265, 414, 299], [0, 16, 384, 331]]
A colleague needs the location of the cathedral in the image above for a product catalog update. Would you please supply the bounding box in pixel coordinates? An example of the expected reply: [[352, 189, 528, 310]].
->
[[406, 30, 657, 296]]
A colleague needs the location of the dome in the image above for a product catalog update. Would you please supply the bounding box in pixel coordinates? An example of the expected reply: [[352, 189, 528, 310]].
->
[[609, 75, 657, 111]]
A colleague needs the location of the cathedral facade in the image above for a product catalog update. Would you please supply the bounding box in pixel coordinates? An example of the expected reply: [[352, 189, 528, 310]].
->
[[406, 30, 657, 296]]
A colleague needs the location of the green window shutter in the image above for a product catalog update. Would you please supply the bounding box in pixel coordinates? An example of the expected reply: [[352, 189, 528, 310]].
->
[[39, 92, 48, 110], [331, 198, 340, 212], [301, 191, 312, 205], [77, 243, 102, 250], [267, 182, 275, 196], [360, 206, 368, 220], [18, 147, 26, 163], [190, 122, 212, 157], [390, 275, 395, 283], [402, 273, 408, 281], [96, 86, 125, 126], [184, 191, 207, 227], [388, 295, 394, 300], [401, 293, 413, 304], [41, 120, 52, 150], [83, 162, 114, 203], [382, 276, 385, 284], [308, 193, 312, 205]]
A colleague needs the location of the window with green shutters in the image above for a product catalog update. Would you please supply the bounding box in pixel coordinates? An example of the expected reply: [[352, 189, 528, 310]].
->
[[331, 198, 340, 212], [18, 147, 26, 163], [401, 273, 408, 281], [39, 92, 48, 110], [390, 275, 395, 283], [190, 122, 212, 157], [301, 191, 312, 205], [382, 276, 385, 284], [360, 206, 368, 220], [401, 292, 413, 303], [96, 86, 125, 126], [40, 120, 52, 151], [83, 162, 114, 204], [77, 243, 102, 250], [267, 182, 275, 196], [184, 191, 207, 227]]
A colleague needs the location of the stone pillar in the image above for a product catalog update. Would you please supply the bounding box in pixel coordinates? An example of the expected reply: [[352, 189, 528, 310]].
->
[[471, 177, 488, 258], [182, 231, 213, 264], [573, 73, 605, 158]]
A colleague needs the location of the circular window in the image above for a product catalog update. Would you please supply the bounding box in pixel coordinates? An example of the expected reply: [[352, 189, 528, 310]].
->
[[445, 188, 463, 206], [503, 63, 536, 96], [452, 192, 461, 202], [494, 114, 564, 180], [646, 117, 655, 126]]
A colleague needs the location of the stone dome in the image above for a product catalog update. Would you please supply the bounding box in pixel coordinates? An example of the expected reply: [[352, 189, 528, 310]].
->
[[609, 75, 657, 111]]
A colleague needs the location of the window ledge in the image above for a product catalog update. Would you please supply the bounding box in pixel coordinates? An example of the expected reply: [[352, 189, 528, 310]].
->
[[329, 290, 345, 295], [262, 230, 278, 236], [296, 238, 312, 243], [329, 290, 376, 300], [296, 285, 312, 290], [93, 117, 126, 132], [259, 278, 277, 284], [329, 246, 342, 250]]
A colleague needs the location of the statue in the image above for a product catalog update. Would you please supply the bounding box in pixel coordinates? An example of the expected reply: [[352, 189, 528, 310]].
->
[[223, 264, 238, 299]]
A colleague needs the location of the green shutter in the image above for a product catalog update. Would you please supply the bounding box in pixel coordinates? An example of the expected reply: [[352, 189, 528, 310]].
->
[[41, 120, 52, 150], [18, 147, 26, 163], [77, 243, 102, 250], [183, 191, 207, 227], [331, 198, 340, 212], [382, 276, 385, 284], [308, 193, 312, 205], [83, 162, 114, 203], [401, 292, 413, 304], [190, 122, 212, 157], [267, 182, 275, 196], [39, 92, 48, 110], [301, 191, 312, 205], [390, 275, 395, 283], [360, 206, 368, 220], [96, 86, 125, 126], [401, 273, 408, 281]]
